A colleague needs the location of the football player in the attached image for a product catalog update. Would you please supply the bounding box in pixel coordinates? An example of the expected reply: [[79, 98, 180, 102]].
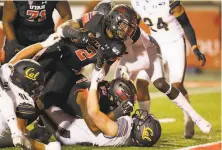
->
[[0, 59, 61, 150], [130, 0, 206, 138], [94, 1, 211, 136], [10, 4, 139, 118], [2, 0, 72, 62], [32, 77, 162, 147]]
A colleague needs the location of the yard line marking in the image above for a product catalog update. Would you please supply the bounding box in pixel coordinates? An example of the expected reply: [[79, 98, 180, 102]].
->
[[150, 87, 220, 99], [158, 118, 176, 123], [178, 141, 222, 150]]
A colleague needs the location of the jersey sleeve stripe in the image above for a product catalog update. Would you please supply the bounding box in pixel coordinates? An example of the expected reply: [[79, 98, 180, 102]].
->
[[116, 118, 129, 137], [82, 11, 97, 26]]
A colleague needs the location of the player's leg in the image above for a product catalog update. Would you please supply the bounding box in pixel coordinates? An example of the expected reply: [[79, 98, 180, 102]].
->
[[136, 70, 151, 113], [146, 46, 211, 134], [166, 38, 194, 138]]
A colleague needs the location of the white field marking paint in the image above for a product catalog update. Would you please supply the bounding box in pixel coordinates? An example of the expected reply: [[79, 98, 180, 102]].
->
[[150, 87, 220, 99], [158, 118, 176, 123], [178, 141, 222, 150]]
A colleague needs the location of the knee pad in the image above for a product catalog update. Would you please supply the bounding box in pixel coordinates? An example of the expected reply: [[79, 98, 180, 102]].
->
[[153, 78, 170, 93]]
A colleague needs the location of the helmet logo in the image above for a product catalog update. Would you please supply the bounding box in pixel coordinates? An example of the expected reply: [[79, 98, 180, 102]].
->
[[142, 127, 153, 141], [24, 68, 40, 81]]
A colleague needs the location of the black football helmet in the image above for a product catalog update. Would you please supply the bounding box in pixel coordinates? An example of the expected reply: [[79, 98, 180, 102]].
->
[[108, 78, 137, 106], [10, 59, 45, 97], [105, 4, 138, 41], [131, 109, 162, 147], [93, 1, 114, 17]]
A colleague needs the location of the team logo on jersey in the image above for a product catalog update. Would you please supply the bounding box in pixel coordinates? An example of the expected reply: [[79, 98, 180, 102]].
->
[[96, 32, 101, 38], [142, 127, 153, 141], [24, 68, 39, 81]]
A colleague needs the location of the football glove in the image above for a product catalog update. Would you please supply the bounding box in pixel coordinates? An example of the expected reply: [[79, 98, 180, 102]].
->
[[40, 33, 61, 48], [71, 28, 96, 47], [118, 65, 129, 80], [193, 47, 206, 66], [12, 134, 32, 150], [4, 40, 25, 62]]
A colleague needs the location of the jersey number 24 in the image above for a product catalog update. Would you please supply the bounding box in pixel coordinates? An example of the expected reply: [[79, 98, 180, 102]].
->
[[144, 17, 169, 32]]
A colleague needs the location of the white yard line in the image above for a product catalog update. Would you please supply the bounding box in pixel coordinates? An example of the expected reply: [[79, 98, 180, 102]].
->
[[158, 118, 176, 123], [178, 141, 222, 150], [150, 87, 220, 99]]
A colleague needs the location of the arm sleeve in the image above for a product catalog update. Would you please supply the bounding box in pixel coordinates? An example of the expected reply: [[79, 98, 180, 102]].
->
[[176, 12, 197, 46]]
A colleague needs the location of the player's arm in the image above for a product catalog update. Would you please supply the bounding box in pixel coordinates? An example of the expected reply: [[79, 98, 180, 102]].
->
[[56, 0, 72, 23], [2, 0, 17, 40], [170, 0, 206, 66], [9, 33, 60, 65], [86, 74, 119, 137]]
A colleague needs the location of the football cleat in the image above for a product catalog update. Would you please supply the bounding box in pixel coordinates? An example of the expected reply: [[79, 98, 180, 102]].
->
[[184, 113, 195, 139], [194, 116, 212, 133]]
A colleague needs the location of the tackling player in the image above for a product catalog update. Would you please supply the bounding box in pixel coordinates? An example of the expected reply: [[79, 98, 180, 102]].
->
[[94, 1, 211, 136], [32, 77, 162, 147], [2, 0, 72, 62], [131, 0, 206, 138]]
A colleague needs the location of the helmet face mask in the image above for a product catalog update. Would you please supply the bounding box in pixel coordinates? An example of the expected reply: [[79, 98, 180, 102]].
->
[[106, 4, 138, 41], [108, 78, 137, 106]]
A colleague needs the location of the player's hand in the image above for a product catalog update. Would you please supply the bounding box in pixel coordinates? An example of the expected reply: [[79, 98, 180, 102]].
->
[[91, 68, 105, 83], [12, 134, 32, 150], [4, 40, 25, 53], [45, 141, 61, 150], [193, 47, 206, 66], [71, 29, 96, 46], [119, 65, 130, 79], [40, 33, 61, 48]]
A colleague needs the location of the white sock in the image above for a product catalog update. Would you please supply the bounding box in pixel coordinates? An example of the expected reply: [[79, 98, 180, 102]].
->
[[0, 92, 21, 136], [138, 101, 151, 113], [172, 92, 201, 122]]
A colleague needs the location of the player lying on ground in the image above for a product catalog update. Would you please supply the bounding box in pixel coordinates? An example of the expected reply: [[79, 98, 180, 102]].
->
[[30, 76, 161, 147], [93, 1, 211, 135], [0, 59, 60, 150], [131, 0, 206, 138]]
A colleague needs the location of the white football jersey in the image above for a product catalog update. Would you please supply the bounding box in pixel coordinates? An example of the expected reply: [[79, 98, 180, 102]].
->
[[131, 0, 184, 43], [46, 106, 133, 146]]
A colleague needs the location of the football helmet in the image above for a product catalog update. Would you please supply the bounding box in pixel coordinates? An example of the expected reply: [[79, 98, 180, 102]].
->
[[93, 1, 113, 17], [106, 4, 138, 41], [10, 59, 45, 97], [108, 77, 137, 106], [131, 109, 162, 147]]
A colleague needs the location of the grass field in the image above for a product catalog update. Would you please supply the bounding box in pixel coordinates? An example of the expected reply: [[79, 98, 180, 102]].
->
[[3, 71, 221, 150]]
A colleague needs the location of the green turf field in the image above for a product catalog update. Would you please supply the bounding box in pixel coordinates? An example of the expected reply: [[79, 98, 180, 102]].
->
[[3, 71, 221, 150]]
